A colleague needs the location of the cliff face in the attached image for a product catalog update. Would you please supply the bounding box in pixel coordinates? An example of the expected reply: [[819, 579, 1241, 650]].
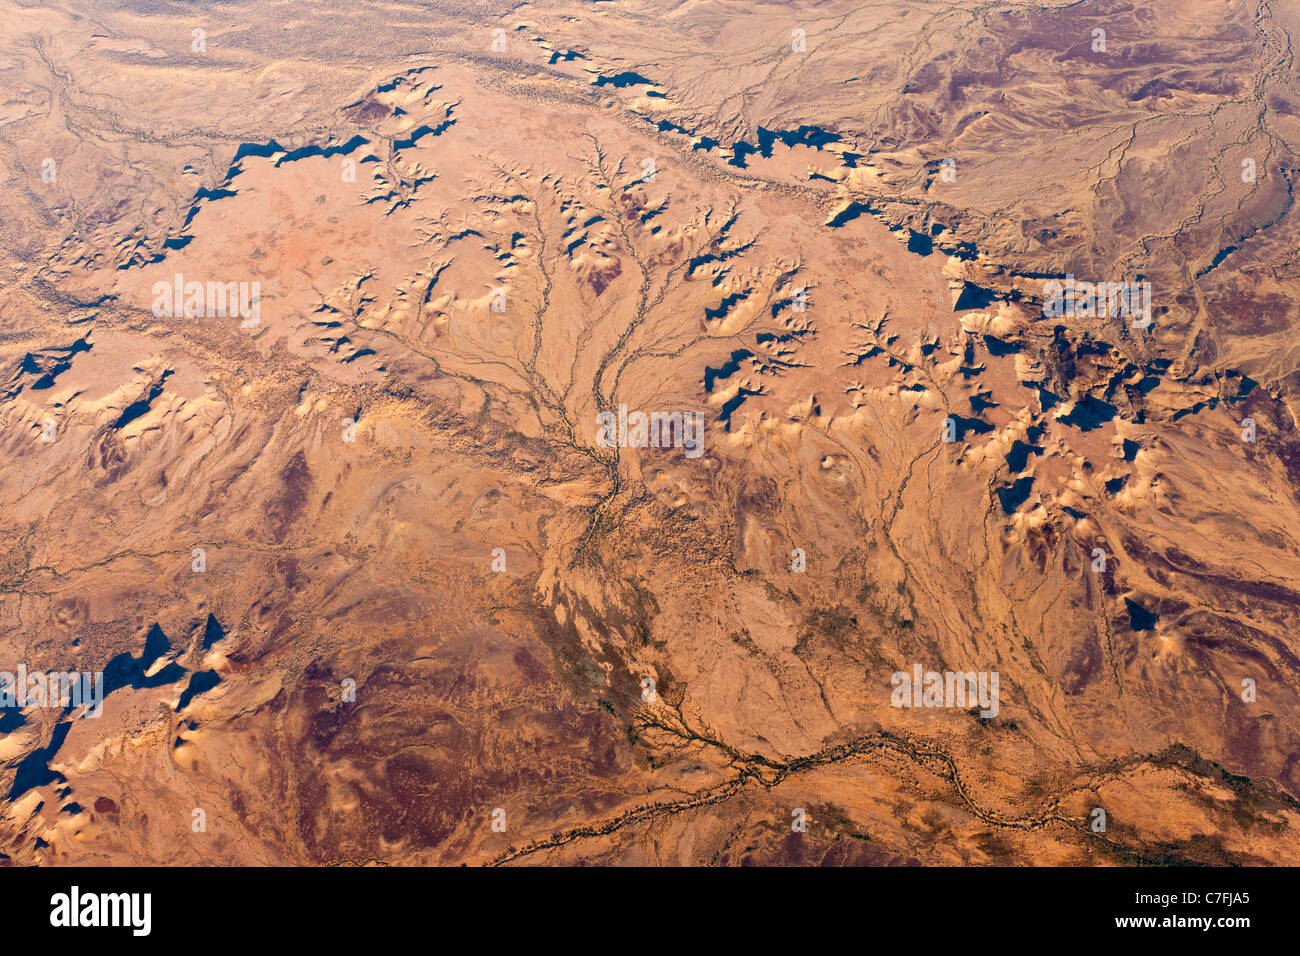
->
[[1, 0, 1299, 865]]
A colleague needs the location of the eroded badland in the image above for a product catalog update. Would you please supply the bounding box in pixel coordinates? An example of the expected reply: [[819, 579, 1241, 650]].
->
[[2, 0, 1300, 865]]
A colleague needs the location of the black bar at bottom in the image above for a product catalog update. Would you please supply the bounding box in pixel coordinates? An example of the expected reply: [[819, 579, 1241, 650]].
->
[[3, 864, 1282, 944]]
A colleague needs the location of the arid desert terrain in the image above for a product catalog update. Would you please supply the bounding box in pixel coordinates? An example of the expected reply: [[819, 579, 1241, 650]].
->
[[2, 0, 1300, 865]]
